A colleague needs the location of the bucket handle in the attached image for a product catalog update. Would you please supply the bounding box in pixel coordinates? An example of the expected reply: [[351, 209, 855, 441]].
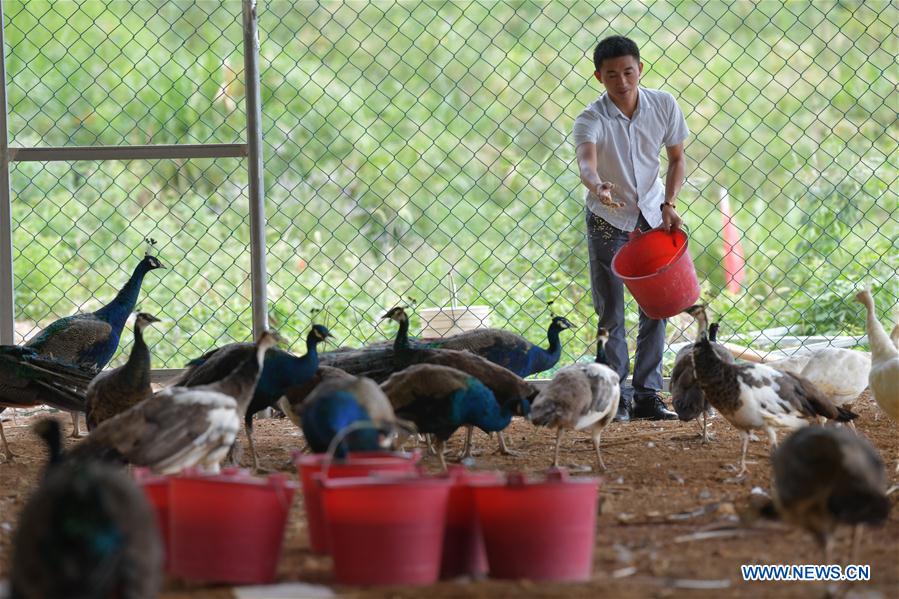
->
[[320, 420, 413, 483], [268, 473, 293, 513], [629, 224, 690, 270]]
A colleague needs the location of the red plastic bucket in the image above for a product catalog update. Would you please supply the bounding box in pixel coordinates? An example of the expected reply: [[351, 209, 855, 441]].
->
[[322, 474, 451, 585], [441, 466, 502, 579], [168, 469, 297, 584], [473, 469, 600, 581], [611, 227, 700, 319], [133, 469, 171, 571], [295, 450, 420, 554]]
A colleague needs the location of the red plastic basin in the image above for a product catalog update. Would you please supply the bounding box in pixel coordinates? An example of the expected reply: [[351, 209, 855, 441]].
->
[[168, 469, 297, 585], [441, 466, 503, 579], [322, 474, 451, 585], [295, 450, 420, 554], [611, 227, 700, 319], [133, 469, 171, 571], [473, 469, 601, 581]]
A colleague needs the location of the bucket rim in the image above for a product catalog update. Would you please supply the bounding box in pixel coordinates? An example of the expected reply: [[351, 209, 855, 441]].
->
[[319, 475, 453, 490], [292, 449, 421, 467], [172, 472, 299, 490], [611, 227, 689, 282]]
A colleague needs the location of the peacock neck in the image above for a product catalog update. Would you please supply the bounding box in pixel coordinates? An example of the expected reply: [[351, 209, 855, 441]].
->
[[214, 347, 266, 413], [862, 298, 898, 361], [596, 342, 609, 366], [691, 338, 728, 394], [93, 263, 148, 331], [546, 325, 562, 357], [125, 324, 152, 388], [304, 335, 321, 366], [393, 318, 410, 352]]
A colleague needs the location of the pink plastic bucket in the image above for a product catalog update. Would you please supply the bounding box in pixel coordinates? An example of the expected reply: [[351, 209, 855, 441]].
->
[[322, 474, 451, 585], [441, 466, 503, 579], [168, 469, 297, 584], [611, 227, 701, 319], [473, 469, 601, 581], [295, 450, 420, 554]]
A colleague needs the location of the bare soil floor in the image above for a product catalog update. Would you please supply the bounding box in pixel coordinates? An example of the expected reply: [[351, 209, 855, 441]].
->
[[1, 391, 897, 598]]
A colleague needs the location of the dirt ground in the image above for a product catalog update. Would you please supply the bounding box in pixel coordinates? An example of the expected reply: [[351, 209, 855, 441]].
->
[[1, 391, 897, 599]]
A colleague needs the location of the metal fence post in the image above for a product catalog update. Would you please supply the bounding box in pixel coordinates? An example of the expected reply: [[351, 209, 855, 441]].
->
[[0, 0, 14, 345], [242, 0, 269, 339]]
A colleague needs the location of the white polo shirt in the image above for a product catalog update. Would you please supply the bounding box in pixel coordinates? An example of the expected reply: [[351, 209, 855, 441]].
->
[[572, 87, 689, 231]]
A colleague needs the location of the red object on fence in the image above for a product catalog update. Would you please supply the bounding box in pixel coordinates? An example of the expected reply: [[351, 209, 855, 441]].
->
[[719, 189, 746, 294]]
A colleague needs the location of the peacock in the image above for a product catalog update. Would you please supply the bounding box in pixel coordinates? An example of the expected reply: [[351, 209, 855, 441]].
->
[[68, 331, 277, 474], [300, 375, 397, 458], [316, 308, 407, 382], [278, 365, 355, 429], [0, 346, 94, 461], [25, 250, 165, 372], [85, 313, 160, 430], [24, 247, 165, 436], [768, 425, 890, 564], [9, 418, 163, 598], [530, 328, 620, 470], [172, 325, 330, 470], [687, 304, 857, 477], [670, 320, 734, 443], [381, 363, 530, 470], [423, 315, 574, 377], [383, 307, 538, 456]]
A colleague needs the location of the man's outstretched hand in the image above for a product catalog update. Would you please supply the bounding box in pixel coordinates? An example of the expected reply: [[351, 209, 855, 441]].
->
[[594, 181, 624, 208]]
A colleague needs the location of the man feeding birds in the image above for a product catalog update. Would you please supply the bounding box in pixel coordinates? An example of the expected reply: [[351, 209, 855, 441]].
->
[[573, 35, 688, 421]]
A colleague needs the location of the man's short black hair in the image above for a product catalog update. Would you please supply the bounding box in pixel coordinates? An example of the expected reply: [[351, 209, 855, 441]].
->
[[593, 36, 640, 72]]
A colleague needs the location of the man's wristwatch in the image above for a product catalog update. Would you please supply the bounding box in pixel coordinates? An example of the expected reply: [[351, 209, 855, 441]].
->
[[660, 201, 676, 210]]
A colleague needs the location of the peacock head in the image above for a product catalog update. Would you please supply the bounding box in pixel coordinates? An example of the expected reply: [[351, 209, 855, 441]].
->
[[380, 306, 407, 323], [597, 327, 609, 345], [512, 397, 531, 418], [140, 237, 165, 271], [309, 324, 332, 344], [134, 312, 161, 330], [551, 316, 574, 331], [684, 304, 709, 331], [139, 254, 165, 271]]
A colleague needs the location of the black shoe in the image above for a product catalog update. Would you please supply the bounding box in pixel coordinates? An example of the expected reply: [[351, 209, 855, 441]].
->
[[613, 396, 632, 423], [633, 394, 678, 420]]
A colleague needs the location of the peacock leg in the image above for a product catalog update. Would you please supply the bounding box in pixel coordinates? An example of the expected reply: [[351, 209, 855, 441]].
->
[[766, 426, 778, 450], [737, 430, 750, 478], [1, 419, 15, 461], [701, 412, 710, 444], [437, 439, 447, 472], [594, 432, 606, 471], [245, 419, 260, 472], [69, 411, 84, 438], [552, 428, 562, 467], [457, 426, 474, 459], [496, 431, 520, 456]]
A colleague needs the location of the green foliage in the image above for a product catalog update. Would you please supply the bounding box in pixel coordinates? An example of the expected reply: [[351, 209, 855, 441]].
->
[[4, 1, 897, 371]]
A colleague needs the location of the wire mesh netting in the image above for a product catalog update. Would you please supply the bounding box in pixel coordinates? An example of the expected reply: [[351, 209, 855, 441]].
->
[[4, 0, 898, 372]]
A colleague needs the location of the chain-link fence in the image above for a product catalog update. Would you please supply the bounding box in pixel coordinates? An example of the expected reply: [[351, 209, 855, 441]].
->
[[4, 0, 897, 373]]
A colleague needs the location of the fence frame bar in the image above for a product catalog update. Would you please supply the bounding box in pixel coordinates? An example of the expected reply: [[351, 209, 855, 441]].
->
[[0, 0, 14, 344]]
